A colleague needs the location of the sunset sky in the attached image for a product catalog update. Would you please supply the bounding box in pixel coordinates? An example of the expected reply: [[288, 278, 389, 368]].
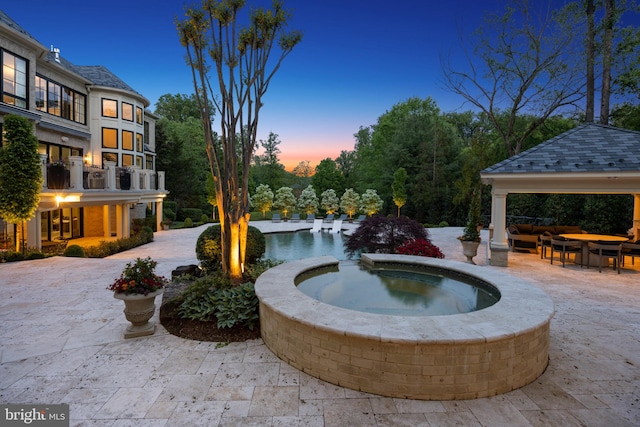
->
[[3, 1, 598, 170]]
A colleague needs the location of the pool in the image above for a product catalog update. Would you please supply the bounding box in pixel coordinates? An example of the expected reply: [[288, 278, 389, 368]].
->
[[264, 231, 347, 261]]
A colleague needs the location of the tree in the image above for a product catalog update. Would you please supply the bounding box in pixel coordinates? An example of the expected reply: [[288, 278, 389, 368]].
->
[[311, 158, 345, 199], [344, 216, 431, 258], [155, 93, 202, 122], [320, 189, 339, 215], [391, 167, 407, 217], [273, 186, 297, 220], [442, 0, 584, 157], [0, 115, 43, 252], [251, 184, 274, 218], [177, 1, 302, 279], [340, 188, 361, 219], [255, 131, 287, 190], [297, 184, 319, 215], [360, 189, 383, 216]]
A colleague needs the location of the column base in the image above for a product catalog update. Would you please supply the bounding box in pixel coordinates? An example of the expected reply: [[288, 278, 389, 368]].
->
[[489, 245, 509, 267]]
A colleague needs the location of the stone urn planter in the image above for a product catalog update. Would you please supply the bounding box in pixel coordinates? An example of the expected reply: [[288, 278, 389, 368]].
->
[[107, 257, 168, 339], [459, 240, 481, 264], [114, 289, 164, 338]]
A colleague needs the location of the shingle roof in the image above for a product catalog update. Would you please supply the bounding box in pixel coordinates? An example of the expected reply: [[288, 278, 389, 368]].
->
[[0, 10, 38, 41], [73, 65, 142, 97], [482, 123, 640, 175]]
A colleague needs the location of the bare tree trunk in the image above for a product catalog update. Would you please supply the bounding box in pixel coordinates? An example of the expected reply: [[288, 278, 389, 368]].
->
[[586, 0, 595, 122], [600, 0, 615, 124]]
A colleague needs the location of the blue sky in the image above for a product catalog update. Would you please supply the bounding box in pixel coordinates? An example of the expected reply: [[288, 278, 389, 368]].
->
[[4, 1, 572, 169]]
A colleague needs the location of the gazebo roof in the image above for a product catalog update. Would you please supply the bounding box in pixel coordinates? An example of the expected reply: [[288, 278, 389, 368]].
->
[[481, 123, 640, 194]]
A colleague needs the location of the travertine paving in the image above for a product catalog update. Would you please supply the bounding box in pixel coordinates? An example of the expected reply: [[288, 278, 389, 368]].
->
[[1, 223, 638, 426]]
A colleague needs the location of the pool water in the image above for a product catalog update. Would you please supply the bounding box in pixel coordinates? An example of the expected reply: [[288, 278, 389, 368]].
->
[[264, 231, 348, 261], [295, 261, 499, 315]]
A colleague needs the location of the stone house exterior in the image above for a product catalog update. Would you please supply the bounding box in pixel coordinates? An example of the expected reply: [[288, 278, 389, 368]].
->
[[0, 10, 167, 251]]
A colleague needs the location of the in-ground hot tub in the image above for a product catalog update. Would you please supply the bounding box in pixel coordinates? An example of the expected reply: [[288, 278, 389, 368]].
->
[[255, 254, 555, 400]]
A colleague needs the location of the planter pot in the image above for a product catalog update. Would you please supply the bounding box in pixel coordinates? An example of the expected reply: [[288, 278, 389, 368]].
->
[[113, 289, 163, 338], [460, 240, 481, 264], [119, 171, 131, 190]]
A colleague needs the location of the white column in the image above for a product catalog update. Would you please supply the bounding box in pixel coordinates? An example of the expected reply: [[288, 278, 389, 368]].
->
[[68, 156, 84, 190], [104, 161, 116, 190], [633, 194, 640, 241], [130, 166, 140, 190], [39, 154, 48, 189], [489, 188, 509, 266], [157, 171, 165, 191], [157, 200, 164, 231]]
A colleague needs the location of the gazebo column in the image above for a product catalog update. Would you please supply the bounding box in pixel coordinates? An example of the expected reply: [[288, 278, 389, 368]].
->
[[489, 189, 509, 267]]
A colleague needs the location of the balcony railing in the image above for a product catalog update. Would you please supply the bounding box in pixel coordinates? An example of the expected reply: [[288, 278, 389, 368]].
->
[[41, 155, 165, 192]]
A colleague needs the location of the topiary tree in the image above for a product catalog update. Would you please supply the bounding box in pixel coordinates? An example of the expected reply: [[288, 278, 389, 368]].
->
[[196, 224, 266, 272], [340, 188, 361, 219], [360, 189, 383, 216], [0, 115, 43, 252], [251, 184, 274, 219], [344, 216, 435, 258], [273, 186, 297, 220], [297, 184, 319, 216], [320, 189, 339, 215]]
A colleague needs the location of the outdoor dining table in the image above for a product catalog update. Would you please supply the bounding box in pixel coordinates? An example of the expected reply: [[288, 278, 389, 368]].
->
[[559, 233, 629, 267]]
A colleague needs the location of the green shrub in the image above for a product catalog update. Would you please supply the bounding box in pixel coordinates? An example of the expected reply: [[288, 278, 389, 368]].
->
[[163, 208, 176, 222], [84, 228, 154, 258], [164, 200, 178, 212], [439, 221, 449, 227], [200, 214, 209, 223], [177, 274, 233, 320], [25, 251, 45, 260], [64, 244, 85, 257], [184, 217, 193, 228], [180, 208, 203, 222], [5, 251, 24, 262], [196, 224, 265, 271]]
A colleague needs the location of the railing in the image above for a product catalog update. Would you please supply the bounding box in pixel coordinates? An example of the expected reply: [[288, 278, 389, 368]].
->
[[40, 155, 164, 192]]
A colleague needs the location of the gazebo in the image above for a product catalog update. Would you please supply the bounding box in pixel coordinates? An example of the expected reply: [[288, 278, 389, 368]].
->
[[480, 123, 640, 267]]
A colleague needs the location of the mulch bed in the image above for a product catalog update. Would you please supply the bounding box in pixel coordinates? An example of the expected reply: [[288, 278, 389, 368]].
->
[[159, 282, 261, 343]]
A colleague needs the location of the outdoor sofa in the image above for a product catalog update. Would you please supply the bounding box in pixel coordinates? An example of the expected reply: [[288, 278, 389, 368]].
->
[[507, 224, 585, 252]]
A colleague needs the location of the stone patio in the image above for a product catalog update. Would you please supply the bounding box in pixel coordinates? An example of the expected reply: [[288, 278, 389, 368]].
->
[[0, 223, 638, 426]]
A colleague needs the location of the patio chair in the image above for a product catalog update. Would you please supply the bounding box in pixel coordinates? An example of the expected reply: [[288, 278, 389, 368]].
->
[[622, 241, 640, 266], [272, 213, 281, 223], [539, 234, 552, 259], [323, 214, 335, 223], [550, 238, 583, 268], [306, 214, 315, 223], [329, 219, 343, 234], [587, 242, 622, 273], [338, 214, 348, 221], [310, 218, 322, 233], [291, 213, 300, 222], [354, 214, 366, 223]]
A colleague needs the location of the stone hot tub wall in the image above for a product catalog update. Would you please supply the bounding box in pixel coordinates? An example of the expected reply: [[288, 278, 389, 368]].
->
[[255, 254, 554, 400]]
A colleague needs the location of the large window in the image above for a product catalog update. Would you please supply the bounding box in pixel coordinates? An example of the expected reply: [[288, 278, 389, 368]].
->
[[122, 102, 133, 121], [102, 128, 118, 149], [122, 130, 133, 150], [136, 133, 143, 152], [35, 75, 86, 124], [102, 99, 117, 118], [136, 107, 143, 124], [1, 50, 27, 108]]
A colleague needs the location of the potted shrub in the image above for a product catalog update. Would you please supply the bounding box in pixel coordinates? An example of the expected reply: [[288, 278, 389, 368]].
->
[[47, 160, 67, 189], [457, 190, 482, 264], [108, 257, 168, 338]]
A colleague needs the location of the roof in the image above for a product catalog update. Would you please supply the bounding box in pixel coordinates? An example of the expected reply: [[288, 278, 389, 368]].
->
[[74, 65, 143, 97], [482, 123, 640, 175]]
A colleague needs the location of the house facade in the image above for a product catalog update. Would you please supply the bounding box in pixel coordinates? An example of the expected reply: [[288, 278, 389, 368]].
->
[[0, 10, 167, 251]]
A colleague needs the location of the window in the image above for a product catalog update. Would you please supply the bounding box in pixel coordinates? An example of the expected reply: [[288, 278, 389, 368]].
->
[[136, 133, 143, 152], [102, 99, 117, 118], [102, 152, 117, 165], [1, 50, 27, 108], [102, 128, 118, 149], [122, 102, 133, 121], [136, 107, 143, 124], [35, 75, 86, 124], [145, 154, 154, 170], [136, 156, 143, 168], [122, 154, 134, 166], [122, 130, 133, 150], [47, 81, 61, 115], [35, 76, 46, 111], [144, 121, 150, 144]]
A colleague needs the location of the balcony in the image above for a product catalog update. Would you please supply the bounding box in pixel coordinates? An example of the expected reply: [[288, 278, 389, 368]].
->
[[41, 156, 165, 192]]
